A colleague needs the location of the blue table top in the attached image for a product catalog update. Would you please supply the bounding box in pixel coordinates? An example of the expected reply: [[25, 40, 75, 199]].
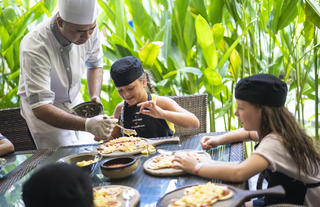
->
[[0, 132, 245, 207]]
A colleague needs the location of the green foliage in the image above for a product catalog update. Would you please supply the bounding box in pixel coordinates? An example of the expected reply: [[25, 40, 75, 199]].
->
[[0, 0, 54, 108], [1, 0, 320, 140]]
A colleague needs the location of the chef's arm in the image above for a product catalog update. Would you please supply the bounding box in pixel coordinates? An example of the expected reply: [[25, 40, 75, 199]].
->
[[87, 67, 103, 103], [33, 104, 86, 131]]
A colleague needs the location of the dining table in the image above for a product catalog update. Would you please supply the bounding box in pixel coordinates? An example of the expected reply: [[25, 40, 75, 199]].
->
[[0, 132, 247, 207]]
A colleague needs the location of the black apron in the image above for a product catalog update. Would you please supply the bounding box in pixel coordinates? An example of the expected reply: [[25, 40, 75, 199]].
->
[[119, 93, 173, 138], [253, 143, 320, 206]]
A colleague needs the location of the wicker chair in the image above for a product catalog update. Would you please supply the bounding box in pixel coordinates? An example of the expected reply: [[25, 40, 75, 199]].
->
[[0, 107, 36, 151], [170, 94, 207, 136]]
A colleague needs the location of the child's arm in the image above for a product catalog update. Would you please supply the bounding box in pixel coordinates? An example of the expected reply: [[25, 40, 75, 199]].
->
[[0, 134, 14, 156], [173, 153, 268, 182], [137, 96, 200, 129], [201, 128, 259, 149]]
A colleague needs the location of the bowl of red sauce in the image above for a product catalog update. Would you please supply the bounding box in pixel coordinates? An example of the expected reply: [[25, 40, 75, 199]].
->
[[100, 156, 138, 179]]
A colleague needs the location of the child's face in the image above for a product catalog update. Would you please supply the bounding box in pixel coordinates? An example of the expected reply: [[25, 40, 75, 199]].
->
[[235, 99, 261, 132], [116, 79, 147, 105]]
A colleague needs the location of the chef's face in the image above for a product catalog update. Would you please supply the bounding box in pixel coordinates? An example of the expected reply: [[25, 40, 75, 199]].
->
[[57, 16, 96, 45]]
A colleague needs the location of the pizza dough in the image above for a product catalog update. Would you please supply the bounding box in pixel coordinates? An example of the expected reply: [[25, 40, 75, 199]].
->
[[143, 150, 211, 176], [168, 182, 233, 207], [93, 185, 140, 207]]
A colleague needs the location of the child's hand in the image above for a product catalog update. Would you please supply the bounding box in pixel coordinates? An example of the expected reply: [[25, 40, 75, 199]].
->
[[172, 152, 198, 173], [137, 101, 164, 119], [200, 136, 219, 150]]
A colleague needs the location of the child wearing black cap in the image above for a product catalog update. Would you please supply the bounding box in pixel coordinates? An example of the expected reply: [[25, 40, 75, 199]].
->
[[173, 74, 320, 207], [108, 56, 199, 139], [22, 163, 93, 207]]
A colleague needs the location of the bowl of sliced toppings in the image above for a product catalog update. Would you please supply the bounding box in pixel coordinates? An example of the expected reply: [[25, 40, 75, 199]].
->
[[100, 156, 138, 179], [58, 152, 102, 173], [72, 101, 104, 118]]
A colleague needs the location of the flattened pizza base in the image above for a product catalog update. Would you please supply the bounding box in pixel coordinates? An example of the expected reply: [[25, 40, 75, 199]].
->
[[143, 150, 211, 176], [93, 185, 140, 207], [167, 183, 233, 207]]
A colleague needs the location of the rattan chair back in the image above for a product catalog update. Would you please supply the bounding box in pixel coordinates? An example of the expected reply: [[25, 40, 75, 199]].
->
[[0, 107, 36, 151], [170, 94, 207, 136]]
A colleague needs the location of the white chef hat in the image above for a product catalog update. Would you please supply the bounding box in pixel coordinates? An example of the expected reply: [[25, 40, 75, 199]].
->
[[58, 0, 98, 25]]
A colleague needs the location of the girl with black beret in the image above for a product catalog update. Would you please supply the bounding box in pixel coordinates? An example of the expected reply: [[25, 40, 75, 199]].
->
[[173, 74, 320, 207], [105, 56, 199, 139]]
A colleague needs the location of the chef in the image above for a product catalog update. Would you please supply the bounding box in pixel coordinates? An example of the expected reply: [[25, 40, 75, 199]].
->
[[18, 0, 115, 149]]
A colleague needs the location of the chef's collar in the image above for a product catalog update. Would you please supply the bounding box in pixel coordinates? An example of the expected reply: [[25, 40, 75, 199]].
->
[[50, 14, 71, 47]]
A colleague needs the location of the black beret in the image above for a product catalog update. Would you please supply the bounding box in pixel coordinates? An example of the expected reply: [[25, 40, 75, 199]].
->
[[235, 74, 287, 107], [110, 56, 144, 87], [22, 163, 93, 207]]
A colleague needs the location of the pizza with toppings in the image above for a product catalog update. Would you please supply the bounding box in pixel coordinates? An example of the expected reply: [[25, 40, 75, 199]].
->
[[168, 182, 233, 207], [93, 185, 140, 207], [147, 154, 176, 170], [143, 150, 211, 176], [148, 151, 203, 170], [93, 186, 122, 207], [97, 136, 147, 154]]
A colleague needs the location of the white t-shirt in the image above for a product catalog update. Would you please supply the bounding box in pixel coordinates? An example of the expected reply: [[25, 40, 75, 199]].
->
[[252, 133, 320, 206], [18, 16, 103, 149]]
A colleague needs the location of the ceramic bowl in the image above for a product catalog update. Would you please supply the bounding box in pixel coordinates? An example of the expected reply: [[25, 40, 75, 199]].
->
[[100, 156, 138, 179], [58, 152, 102, 173], [72, 101, 104, 118]]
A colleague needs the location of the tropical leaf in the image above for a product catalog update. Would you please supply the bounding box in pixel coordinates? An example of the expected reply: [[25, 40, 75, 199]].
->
[[195, 15, 217, 69], [305, 0, 320, 29], [212, 23, 225, 48], [113, 0, 126, 40], [276, 0, 298, 31], [124, 0, 157, 40], [208, 0, 224, 24], [303, 20, 314, 47], [218, 19, 256, 71], [1, 2, 45, 55], [229, 49, 241, 81], [190, 0, 208, 21], [139, 42, 162, 67]]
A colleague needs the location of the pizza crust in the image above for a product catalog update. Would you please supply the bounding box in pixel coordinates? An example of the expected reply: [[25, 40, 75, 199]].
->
[[97, 137, 147, 154], [168, 182, 233, 207], [93, 185, 140, 207], [143, 150, 211, 176]]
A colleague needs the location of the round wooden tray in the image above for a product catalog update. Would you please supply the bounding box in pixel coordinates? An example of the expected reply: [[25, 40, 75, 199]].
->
[[97, 137, 180, 157], [156, 184, 285, 207], [143, 149, 211, 176]]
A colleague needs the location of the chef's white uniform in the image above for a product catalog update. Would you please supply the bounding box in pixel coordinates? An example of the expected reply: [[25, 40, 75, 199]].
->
[[18, 15, 103, 149]]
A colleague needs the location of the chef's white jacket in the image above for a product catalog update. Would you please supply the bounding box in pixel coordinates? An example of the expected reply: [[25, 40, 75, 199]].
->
[[18, 16, 103, 149]]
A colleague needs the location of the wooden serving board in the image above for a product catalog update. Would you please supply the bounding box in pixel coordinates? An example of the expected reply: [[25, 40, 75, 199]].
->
[[98, 136, 180, 157], [93, 185, 140, 207], [143, 150, 211, 176], [156, 184, 285, 207]]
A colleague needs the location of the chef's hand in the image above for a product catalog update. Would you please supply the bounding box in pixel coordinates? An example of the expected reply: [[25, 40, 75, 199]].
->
[[137, 101, 164, 119], [91, 96, 102, 105], [172, 152, 199, 174], [85, 115, 117, 138], [200, 136, 219, 150]]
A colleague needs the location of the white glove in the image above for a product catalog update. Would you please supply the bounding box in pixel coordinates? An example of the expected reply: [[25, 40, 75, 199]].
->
[[85, 115, 117, 138]]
